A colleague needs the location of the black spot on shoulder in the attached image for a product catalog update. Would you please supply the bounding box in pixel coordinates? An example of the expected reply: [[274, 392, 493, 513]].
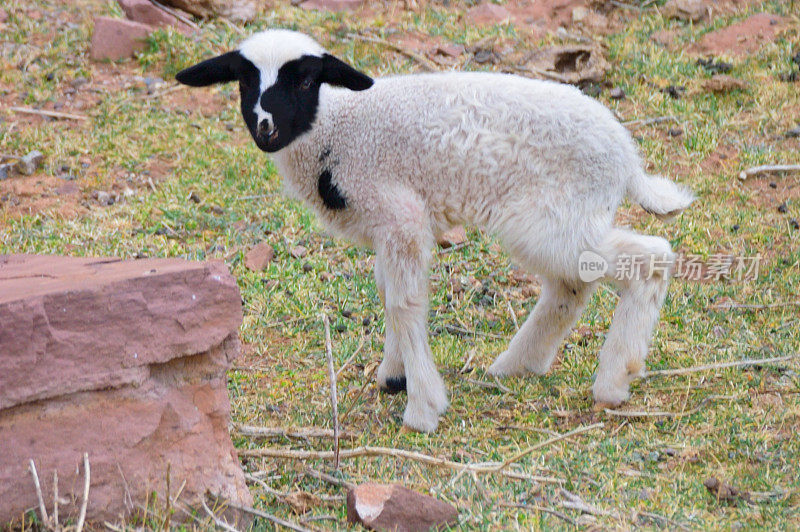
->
[[318, 169, 347, 210]]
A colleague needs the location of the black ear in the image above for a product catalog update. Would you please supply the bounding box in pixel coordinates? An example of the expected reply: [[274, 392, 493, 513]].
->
[[320, 53, 373, 91], [176, 51, 241, 87]]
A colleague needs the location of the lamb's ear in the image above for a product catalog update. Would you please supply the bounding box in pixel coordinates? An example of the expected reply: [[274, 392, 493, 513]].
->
[[176, 51, 241, 87], [320, 53, 373, 91]]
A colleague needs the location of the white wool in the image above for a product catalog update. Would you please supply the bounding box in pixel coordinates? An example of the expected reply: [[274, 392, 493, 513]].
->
[[238, 31, 694, 432]]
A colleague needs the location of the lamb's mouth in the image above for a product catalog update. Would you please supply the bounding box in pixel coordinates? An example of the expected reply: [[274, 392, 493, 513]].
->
[[267, 128, 279, 142]]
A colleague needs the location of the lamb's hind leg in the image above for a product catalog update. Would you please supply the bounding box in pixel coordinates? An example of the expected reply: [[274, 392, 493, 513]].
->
[[489, 277, 594, 376], [592, 228, 675, 406]]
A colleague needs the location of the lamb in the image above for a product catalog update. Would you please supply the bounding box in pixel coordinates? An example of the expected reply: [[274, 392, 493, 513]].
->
[[176, 29, 694, 433]]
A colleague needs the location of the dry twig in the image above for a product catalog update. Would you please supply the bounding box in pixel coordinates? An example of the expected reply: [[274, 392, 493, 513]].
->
[[738, 164, 800, 180], [201, 500, 241, 532], [233, 424, 355, 440], [322, 314, 340, 469], [622, 115, 678, 128], [495, 423, 604, 471], [645, 354, 798, 378], [52, 471, 58, 531], [10, 106, 88, 121], [28, 459, 49, 526], [302, 466, 356, 491], [241, 424, 602, 483], [223, 501, 313, 532], [75, 453, 90, 532], [498, 501, 576, 526], [347, 33, 438, 72]]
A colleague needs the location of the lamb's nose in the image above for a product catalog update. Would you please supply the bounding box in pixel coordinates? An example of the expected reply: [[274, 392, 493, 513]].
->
[[258, 118, 272, 134]]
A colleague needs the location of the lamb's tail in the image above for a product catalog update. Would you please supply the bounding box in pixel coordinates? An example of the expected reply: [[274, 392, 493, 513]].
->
[[627, 172, 695, 221]]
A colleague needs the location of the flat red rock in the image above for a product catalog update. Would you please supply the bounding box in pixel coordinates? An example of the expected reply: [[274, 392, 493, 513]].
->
[[0, 254, 251, 526]]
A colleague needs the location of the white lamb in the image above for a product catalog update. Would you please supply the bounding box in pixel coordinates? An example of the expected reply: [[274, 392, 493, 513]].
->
[[177, 30, 694, 432]]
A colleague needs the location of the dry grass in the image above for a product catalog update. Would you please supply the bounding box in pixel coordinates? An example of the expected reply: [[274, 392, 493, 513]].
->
[[1, 0, 799, 529]]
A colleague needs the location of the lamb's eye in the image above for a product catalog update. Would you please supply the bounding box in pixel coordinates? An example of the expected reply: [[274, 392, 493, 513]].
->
[[300, 78, 313, 90]]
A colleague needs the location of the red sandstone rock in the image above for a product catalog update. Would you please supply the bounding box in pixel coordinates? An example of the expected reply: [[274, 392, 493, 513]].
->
[[159, 0, 256, 21], [347, 483, 458, 532], [117, 0, 194, 34], [300, 0, 365, 11], [244, 241, 275, 271], [90, 16, 154, 61], [465, 3, 512, 25], [0, 254, 250, 527]]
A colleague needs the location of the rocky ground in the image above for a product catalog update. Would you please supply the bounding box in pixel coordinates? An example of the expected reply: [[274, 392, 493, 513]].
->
[[1, 0, 799, 529]]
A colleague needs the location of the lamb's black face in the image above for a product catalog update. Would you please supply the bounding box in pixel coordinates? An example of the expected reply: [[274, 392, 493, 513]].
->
[[175, 36, 373, 153], [241, 55, 326, 153]]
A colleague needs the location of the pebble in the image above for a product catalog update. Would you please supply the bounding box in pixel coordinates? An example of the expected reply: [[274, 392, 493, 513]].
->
[[70, 76, 89, 89], [785, 125, 800, 138], [15, 150, 44, 175], [0, 162, 14, 180], [769, 182, 777, 188], [302, 262, 313, 273], [777, 202, 787, 214], [290, 245, 308, 259], [668, 128, 683, 137], [609, 87, 625, 99], [94, 190, 113, 206], [790, 219, 799, 230]]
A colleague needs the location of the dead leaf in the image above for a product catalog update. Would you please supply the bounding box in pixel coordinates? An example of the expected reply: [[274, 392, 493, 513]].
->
[[525, 45, 609, 84], [285, 491, 322, 514], [703, 74, 748, 92], [704, 476, 750, 503]]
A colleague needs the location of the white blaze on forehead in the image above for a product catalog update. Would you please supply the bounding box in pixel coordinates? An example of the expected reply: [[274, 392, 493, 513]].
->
[[238, 30, 326, 129], [238, 30, 325, 90]]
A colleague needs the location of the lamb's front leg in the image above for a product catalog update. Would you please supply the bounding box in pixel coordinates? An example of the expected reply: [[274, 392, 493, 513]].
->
[[374, 256, 406, 394], [374, 202, 447, 432]]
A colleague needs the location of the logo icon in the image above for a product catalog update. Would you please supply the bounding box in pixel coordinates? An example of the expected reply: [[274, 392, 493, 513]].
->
[[578, 250, 608, 282]]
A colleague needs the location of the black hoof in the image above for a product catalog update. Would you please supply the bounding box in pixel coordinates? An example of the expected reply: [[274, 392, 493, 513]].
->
[[380, 376, 407, 394]]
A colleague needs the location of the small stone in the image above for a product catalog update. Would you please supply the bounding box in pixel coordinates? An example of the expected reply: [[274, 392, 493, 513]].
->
[[730, 224, 739, 232], [290, 245, 308, 259], [94, 190, 113, 205], [335, 323, 346, 333], [784, 126, 800, 138], [663, 0, 706, 22], [465, 3, 512, 26], [70, 76, 90, 89], [435, 43, 464, 58], [15, 150, 44, 175], [703, 74, 748, 93], [769, 182, 778, 188], [319, 271, 334, 282], [341, 308, 352, 318], [299, 0, 365, 11], [572, 6, 589, 22], [362, 317, 371, 327], [609, 87, 625, 100], [90, 16, 154, 61], [144, 76, 165, 93], [777, 203, 788, 214], [302, 262, 313, 273], [188, 191, 201, 203], [790, 219, 799, 230], [347, 483, 458, 531], [0, 163, 15, 180], [117, 0, 193, 34], [437, 226, 467, 248], [244, 242, 275, 272], [473, 49, 494, 64], [668, 128, 684, 137]]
